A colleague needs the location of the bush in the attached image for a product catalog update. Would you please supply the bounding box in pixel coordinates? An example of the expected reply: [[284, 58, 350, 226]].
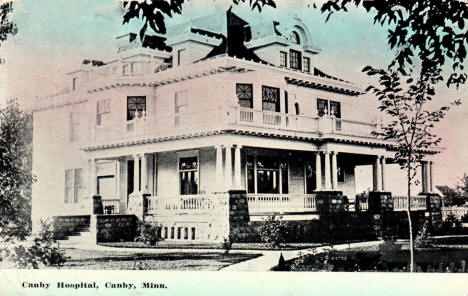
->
[[134, 220, 162, 246], [220, 237, 232, 254], [290, 248, 365, 272], [258, 215, 288, 249], [415, 220, 433, 248], [461, 213, 468, 223], [0, 220, 66, 269]]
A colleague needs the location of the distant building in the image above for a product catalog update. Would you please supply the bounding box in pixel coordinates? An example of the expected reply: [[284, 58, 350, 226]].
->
[[32, 10, 439, 242]]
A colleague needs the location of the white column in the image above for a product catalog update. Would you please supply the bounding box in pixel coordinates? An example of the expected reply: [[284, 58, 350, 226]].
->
[[225, 144, 232, 191], [90, 158, 98, 196], [141, 153, 148, 193], [375, 156, 382, 192], [315, 152, 322, 191], [234, 145, 242, 190], [324, 151, 331, 191], [429, 161, 433, 193], [133, 154, 140, 193], [215, 145, 224, 192], [331, 151, 338, 190], [381, 156, 386, 191]]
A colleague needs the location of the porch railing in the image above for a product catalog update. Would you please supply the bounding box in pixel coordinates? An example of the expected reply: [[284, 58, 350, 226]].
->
[[101, 199, 120, 214], [146, 194, 214, 215], [393, 196, 427, 211], [247, 194, 317, 214]]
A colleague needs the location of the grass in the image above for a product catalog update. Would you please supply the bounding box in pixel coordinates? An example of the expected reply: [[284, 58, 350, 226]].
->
[[51, 248, 261, 270], [99, 241, 323, 250]]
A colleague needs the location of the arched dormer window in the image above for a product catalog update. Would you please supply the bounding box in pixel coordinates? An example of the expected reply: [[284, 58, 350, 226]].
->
[[290, 31, 300, 45]]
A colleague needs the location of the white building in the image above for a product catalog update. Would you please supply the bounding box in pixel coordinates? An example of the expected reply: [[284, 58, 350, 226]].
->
[[32, 10, 438, 242]]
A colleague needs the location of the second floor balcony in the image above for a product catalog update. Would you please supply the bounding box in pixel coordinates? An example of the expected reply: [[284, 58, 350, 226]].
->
[[89, 106, 381, 146]]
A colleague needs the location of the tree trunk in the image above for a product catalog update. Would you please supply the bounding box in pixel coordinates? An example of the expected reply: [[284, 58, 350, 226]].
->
[[407, 166, 414, 272]]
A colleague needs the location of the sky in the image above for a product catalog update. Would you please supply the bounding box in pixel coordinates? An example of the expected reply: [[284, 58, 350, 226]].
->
[[0, 0, 467, 188]]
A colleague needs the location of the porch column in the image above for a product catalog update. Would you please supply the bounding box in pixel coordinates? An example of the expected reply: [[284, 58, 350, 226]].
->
[[133, 154, 140, 193], [421, 162, 428, 193], [225, 144, 232, 191], [375, 155, 382, 192], [315, 152, 322, 191], [331, 151, 338, 190], [234, 144, 242, 190], [215, 145, 224, 192], [429, 161, 433, 192], [381, 156, 386, 191], [324, 151, 331, 190], [90, 158, 98, 196], [141, 153, 148, 193]]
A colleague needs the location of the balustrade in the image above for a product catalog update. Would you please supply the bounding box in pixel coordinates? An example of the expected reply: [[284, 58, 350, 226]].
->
[[101, 199, 120, 214], [393, 196, 427, 211], [247, 194, 317, 214]]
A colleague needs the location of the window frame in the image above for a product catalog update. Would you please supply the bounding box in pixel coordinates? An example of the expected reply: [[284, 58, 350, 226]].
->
[[127, 96, 146, 121], [303, 56, 310, 73], [64, 168, 82, 204], [317, 98, 329, 117], [330, 100, 341, 118], [69, 111, 79, 142], [280, 51, 288, 67], [289, 49, 302, 70], [96, 99, 111, 126], [262, 85, 280, 112], [236, 83, 253, 109], [178, 155, 199, 195], [245, 154, 289, 194]]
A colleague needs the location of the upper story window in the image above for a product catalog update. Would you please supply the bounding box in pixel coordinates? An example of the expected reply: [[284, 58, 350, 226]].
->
[[317, 99, 342, 118], [72, 77, 79, 91], [290, 50, 302, 70], [280, 51, 287, 67], [262, 86, 280, 112], [127, 96, 146, 121], [177, 49, 186, 66], [123, 62, 141, 76], [330, 100, 341, 118], [179, 156, 198, 195], [303, 57, 310, 73], [69, 111, 79, 142], [236, 83, 253, 108], [65, 168, 82, 204], [175, 91, 188, 113], [290, 31, 300, 45], [123, 64, 130, 76], [96, 99, 111, 126]]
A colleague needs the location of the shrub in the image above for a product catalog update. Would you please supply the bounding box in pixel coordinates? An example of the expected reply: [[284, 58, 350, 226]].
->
[[134, 220, 162, 246], [415, 220, 433, 248], [0, 220, 66, 269], [258, 215, 288, 249], [461, 213, 468, 223], [220, 237, 233, 254]]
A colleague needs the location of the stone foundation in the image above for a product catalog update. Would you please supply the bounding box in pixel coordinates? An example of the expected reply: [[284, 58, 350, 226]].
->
[[95, 215, 137, 243], [52, 215, 90, 239]]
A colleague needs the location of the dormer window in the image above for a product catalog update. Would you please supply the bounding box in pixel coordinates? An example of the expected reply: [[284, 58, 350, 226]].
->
[[290, 50, 302, 70], [290, 31, 300, 45], [72, 77, 79, 91]]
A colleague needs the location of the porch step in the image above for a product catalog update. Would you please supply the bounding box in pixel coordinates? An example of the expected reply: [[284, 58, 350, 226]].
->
[[57, 227, 95, 247]]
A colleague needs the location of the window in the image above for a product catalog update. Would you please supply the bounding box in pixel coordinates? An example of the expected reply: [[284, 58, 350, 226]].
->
[[338, 165, 345, 183], [305, 162, 316, 194], [290, 31, 300, 44], [289, 49, 302, 70], [284, 91, 289, 114], [96, 99, 111, 126], [127, 96, 146, 121], [69, 111, 79, 142], [303, 57, 310, 73], [64, 168, 82, 204], [330, 101, 341, 118], [175, 91, 188, 113], [280, 51, 287, 67], [123, 64, 130, 76], [177, 49, 185, 66], [317, 99, 328, 117], [72, 77, 79, 91], [246, 156, 255, 193], [262, 86, 280, 112], [236, 84, 253, 108], [179, 156, 198, 195], [256, 156, 280, 194], [294, 102, 300, 115]]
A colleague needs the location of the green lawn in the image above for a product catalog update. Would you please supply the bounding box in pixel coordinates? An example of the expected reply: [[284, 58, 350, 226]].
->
[[52, 248, 260, 270], [100, 241, 323, 250]]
